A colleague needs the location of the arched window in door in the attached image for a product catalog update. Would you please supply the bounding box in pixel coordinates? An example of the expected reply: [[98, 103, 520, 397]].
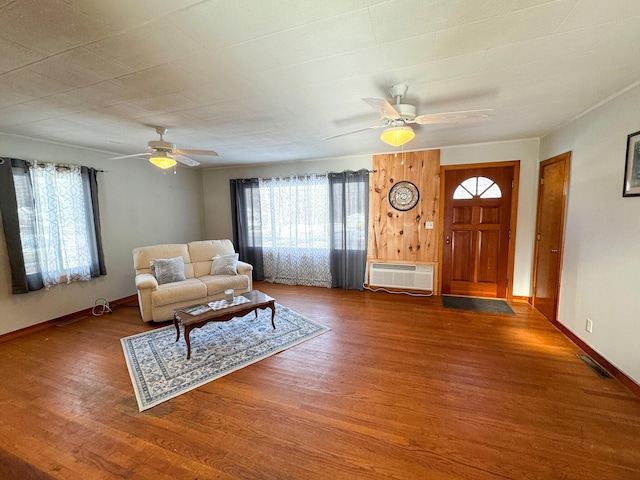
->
[[453, 176, 502, 199]]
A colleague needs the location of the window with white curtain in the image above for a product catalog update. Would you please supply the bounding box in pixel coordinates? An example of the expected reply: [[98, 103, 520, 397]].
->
[[259, 174, 331, 287], [0, 158, 106, 293], [230, 169, 369, 290], [27, 163, 95, 286]]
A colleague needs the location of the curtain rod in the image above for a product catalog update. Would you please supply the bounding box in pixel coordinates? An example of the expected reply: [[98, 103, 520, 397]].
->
[[25, 161, 104, 172], [263, 169, 377, 178], [1, 159, 104, 173]]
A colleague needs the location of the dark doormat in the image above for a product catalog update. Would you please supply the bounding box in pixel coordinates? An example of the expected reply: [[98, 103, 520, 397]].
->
[[442, 295, 515, 315]]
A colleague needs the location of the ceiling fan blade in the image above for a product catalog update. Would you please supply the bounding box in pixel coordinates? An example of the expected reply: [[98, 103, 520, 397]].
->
[[362, 97, 401, 120], [174, 148, 218, 157], [414, 109, 494, 125], [174, 155, 200, 167], [109, 152, 150, 160], [323, 124, 385, 140]]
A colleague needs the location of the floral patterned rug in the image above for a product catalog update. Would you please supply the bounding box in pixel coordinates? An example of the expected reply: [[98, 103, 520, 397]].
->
[[121, 304, 330, 411]]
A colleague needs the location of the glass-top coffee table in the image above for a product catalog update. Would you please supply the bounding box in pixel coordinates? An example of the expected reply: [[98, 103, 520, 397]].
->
[[173, 290, 276, 359]]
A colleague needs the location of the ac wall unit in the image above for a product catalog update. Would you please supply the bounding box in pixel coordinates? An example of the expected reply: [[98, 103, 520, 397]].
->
[[369, 262, 434, 291]]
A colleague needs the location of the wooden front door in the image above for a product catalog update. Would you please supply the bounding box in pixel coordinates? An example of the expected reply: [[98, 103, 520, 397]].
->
[[532, 152, 570, 322], [441, 164, 516, 298]]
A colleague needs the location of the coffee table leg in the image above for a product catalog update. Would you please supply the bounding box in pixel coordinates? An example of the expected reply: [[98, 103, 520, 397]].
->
[[185, 325, 192, 360], [173, 313, 181, 342], [270, 301, 276, 329]]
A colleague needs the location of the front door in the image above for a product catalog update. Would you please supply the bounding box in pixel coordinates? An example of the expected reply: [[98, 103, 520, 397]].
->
[[441, 164, 517, 298], [532, 152, 570, 322]]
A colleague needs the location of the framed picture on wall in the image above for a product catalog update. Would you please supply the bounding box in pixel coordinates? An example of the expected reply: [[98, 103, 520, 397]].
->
[[623, 130, 640, 197]]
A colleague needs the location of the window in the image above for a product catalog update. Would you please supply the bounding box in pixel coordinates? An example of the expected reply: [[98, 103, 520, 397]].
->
[[230, 170, 369, 290], [258, 175, 331, 287], [0, 158, 106, 293], [453, 176, 502, 199]]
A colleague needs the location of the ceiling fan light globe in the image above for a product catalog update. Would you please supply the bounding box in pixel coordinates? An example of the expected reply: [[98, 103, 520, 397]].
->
[[380, 126, 415, 146], [149, 154, 177, 169]]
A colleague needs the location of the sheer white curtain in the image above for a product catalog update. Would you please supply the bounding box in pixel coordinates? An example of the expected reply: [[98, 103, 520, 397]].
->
[[30, 163, 92, 287], [259, 175, 331, 287]]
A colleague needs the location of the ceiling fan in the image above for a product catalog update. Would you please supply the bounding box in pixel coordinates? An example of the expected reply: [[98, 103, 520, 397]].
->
[[324, 84, 493, 146], [110, 126, 218, 169]]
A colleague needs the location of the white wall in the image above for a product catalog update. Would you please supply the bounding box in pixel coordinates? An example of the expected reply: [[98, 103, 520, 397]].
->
[[202, 139, 540, 298], [540, 85, 640, 385], [0, 134, 204, 335]]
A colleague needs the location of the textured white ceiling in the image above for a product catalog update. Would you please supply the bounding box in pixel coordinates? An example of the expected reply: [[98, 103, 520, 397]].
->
[[1, 0, 640, 168]]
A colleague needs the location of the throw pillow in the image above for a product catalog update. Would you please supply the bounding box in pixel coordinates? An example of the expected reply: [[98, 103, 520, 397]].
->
[[211, 253, 239, 276], [150, 256, 186, 285]]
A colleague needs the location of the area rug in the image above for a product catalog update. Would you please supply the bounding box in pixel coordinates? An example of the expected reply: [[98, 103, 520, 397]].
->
[[121, 304, 330, 411], [442, 295, 515, 315]]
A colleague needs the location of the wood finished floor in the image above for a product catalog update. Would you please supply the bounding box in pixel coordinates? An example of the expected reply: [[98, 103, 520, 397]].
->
[[0, 282, 639, 480]]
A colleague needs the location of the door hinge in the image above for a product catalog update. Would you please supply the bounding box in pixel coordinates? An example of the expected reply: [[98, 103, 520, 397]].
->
[[512, 179, 514, 189], [505, 278, 509, 287], [508, 229, 511, 239], [540, 177, 544, 185]]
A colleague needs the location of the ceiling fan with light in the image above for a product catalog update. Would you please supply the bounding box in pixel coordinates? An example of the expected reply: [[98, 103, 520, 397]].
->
[[324, 84, 493, 146], [110, 126, 218, 169]]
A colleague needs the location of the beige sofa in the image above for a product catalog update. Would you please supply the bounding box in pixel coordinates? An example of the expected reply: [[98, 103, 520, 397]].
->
[[132, 239, 253, 322]]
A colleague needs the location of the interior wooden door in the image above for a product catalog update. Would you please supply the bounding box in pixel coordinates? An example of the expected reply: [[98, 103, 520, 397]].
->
[[532, 152, 570, 322], [441, 165, 515, 298]]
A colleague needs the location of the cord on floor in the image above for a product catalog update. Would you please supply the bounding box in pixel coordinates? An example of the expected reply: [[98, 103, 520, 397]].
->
[[92, 298, 112, 316], [362, 283, 434, 297]]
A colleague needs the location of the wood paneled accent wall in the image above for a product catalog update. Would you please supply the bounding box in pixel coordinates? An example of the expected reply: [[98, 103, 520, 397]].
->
[[368, 149, 440, 263]]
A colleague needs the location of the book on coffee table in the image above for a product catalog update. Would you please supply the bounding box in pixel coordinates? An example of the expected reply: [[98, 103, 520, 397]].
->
[[181, 304, 210, 316]]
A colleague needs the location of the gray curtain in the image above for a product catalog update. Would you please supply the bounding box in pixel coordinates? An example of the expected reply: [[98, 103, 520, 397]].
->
[[83, 166, 107, 277], [0, 158, 106, 294], [328, 169, 369, 290], [230, 178, 264, 281]]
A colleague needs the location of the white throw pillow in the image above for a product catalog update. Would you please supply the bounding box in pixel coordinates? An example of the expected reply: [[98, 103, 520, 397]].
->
[[211, 253, 239, 275], [150, 256, 186, 285]]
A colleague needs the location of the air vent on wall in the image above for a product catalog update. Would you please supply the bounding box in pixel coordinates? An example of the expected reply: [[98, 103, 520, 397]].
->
[[369, 262, 434, 291]]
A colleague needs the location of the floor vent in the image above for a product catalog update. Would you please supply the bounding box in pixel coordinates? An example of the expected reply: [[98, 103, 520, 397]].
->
[[576, 354, 611, 379]]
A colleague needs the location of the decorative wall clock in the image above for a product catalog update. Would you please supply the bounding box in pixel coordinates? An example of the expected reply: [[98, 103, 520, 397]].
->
[[389, 181, 420, 211]]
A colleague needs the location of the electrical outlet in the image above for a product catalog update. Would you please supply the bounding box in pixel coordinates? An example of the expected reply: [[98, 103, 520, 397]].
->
[[424, 221, 434, 229], [586, 318, 593, 333]]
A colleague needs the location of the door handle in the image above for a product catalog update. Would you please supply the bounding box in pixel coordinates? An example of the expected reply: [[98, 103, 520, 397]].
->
[[550, 248, 559, 253]]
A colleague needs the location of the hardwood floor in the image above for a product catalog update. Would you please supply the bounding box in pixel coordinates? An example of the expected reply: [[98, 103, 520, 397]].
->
[[1, 282, 639, 480]]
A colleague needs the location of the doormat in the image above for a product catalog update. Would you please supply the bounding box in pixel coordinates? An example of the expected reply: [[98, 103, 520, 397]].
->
[[442, 295, 515, 315]]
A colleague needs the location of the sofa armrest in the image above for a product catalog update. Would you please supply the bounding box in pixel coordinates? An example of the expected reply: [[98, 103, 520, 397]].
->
[[135, 273, 157, 322], [135, 273, 158, 291], [236, 261, 253, 275], [236, 261, 253, 292]]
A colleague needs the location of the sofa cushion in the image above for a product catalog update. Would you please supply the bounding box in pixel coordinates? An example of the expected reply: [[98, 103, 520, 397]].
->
[[151, 278, 207, 307], [133, 243, 194, 278], [199, 274, 250, 296], [211, 253, 239, 275], [150, 256, 186, 285], [188, 239, 236, 277]]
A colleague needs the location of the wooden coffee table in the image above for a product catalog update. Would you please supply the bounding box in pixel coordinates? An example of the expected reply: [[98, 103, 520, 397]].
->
[[173, 290, 276, 360]]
